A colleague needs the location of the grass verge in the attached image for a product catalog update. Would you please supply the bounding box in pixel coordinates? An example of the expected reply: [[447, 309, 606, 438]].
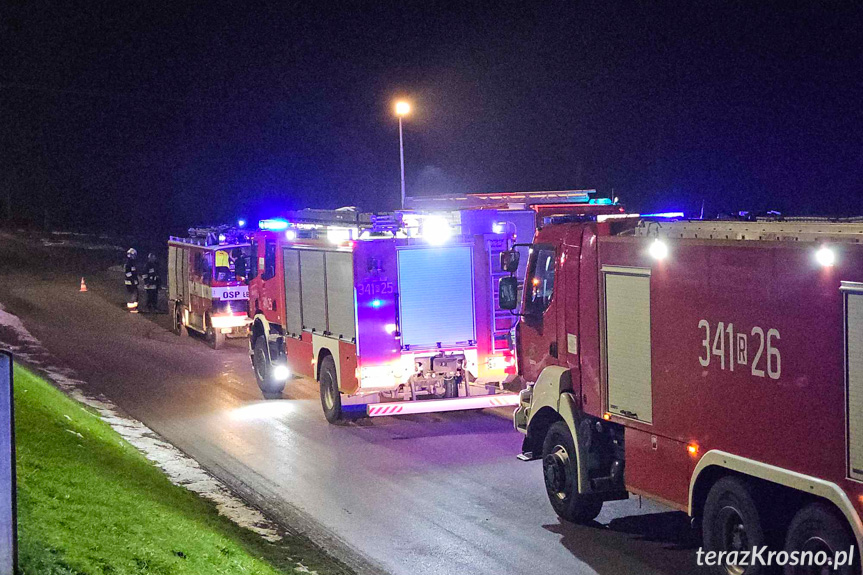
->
[[14, 365, 352, 575]]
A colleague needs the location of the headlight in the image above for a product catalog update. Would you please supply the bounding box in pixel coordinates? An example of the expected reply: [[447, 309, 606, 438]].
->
[[272, 364, 291, 381]]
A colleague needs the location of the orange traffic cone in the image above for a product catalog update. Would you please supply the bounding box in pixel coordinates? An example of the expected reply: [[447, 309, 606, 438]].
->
[[79, 277, 88, 292]]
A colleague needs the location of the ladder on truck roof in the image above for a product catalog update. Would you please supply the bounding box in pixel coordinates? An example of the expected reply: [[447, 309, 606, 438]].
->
[[633, 219, 863, 244], [404, 189, 599, 211]]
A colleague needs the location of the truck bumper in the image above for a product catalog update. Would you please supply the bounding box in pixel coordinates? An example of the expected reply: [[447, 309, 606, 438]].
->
[[366, 394, 519, 417], [513, 386, 532, 434]]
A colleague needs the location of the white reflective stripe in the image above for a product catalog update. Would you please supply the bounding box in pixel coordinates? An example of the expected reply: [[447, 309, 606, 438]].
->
[[125, 272, 133, 277], [126, 302, 138, 309], [125, 281, 133, 285]]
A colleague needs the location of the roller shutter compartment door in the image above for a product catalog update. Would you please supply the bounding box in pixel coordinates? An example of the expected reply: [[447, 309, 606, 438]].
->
[[845, 284, 863, 481], [397, 246, 476, 348], [325, 251, 355, 340], [603, 266, 653, 424], [299, 250, 326, 334], [283, 248, 303, 337], [168, 246, 179, 301]]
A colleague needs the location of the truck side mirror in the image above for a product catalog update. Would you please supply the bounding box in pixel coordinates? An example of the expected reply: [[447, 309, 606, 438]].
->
[[498, 276, 519, 310], [500, 250, 520, 273]]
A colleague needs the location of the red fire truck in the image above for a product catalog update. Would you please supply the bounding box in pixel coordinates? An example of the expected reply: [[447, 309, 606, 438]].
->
[[246, 191, 623, 422], [168, 227, 253, 349], [500, 215, 863, 573]]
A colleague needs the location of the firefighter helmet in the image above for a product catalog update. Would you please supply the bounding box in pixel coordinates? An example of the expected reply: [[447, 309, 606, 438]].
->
[[126, 248, 137, 258]]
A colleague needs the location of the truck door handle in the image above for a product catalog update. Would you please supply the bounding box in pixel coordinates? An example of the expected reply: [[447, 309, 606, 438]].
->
[[549, 342, 558, 358]]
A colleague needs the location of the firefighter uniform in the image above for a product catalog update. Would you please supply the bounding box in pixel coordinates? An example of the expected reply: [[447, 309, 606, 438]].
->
[[143, 253, 161, 312], [125, 249, 139, 313]]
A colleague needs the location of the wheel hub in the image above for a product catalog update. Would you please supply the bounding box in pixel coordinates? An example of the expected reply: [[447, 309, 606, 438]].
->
[[323, 377, 335, 410], [543, 446, 570, 498], [801, 536, 835, 575], [254, 348, 267, 380], [718, 507, 748, 575]]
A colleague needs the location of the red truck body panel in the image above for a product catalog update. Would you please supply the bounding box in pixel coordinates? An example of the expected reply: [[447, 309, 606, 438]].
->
[[524, 220, 863, 514]]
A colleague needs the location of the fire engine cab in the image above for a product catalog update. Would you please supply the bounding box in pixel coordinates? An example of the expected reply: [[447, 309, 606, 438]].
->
[[500, 214, 863, 573], [246, 191, 623, 423], [168, 226, 253, 349]]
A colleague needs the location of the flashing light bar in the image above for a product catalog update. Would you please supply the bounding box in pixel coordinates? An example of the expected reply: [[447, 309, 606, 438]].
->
[[366, 394, 519, 417], [597, 212, 684, 223], [642, 212, 685, 219], [259, 218, 289, 231]]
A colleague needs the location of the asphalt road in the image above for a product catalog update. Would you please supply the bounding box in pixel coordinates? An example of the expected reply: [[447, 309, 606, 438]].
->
[[0, 231, 702, 575]]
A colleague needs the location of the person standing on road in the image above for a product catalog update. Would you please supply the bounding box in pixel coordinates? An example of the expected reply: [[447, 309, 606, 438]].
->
[[143, 252, 161, 312], [124, 248, 140, 313]]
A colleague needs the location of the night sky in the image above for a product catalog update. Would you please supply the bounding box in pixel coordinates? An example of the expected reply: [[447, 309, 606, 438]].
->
[[3, 2, 862, 235]]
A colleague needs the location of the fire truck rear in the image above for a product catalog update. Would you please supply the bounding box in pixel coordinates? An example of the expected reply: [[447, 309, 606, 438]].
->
[[246, 191, 622, 422], [500, 215, 863, 573], [168, 227, 253, 349]]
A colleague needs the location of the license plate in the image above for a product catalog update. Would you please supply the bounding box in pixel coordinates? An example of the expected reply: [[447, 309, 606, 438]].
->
[[211, 287, 248, 301]]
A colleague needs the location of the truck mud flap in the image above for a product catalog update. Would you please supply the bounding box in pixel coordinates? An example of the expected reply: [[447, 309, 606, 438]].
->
[[365, 394, 519, 417]]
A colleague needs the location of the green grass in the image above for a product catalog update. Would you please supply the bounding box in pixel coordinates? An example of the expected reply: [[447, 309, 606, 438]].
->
[[14, 366, 352, 575]]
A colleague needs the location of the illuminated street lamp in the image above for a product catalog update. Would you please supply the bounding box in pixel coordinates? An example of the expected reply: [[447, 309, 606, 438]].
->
[[395, 100, 411, 209]]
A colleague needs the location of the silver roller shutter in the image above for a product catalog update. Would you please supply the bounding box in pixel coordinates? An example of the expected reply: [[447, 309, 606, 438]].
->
[[398, 245, 476, 348], [283, 248, 303, 336], [300, 250, 326, 333], [845, 284, 863, 480], [603, 266, 653, 424], [325, 251, 355, 340]]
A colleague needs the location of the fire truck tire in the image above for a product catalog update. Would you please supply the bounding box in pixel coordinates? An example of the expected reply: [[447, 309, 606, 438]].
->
[[783, 502, 857, 575], [541, 421, 603, 523], [253, 338, 284, 398], [172, 306, 187, 336], [205, 315, 225, 350], [319, 355, 343, 423], [702, 476, 767, 575]]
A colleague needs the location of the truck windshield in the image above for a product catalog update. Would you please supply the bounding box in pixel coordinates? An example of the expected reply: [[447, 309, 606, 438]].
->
[[212, 246, 253, 283], [526, 247, 555, 314]]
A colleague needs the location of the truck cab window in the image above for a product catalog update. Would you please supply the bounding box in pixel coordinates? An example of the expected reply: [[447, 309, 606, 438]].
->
[[248, 241, 259, 279], [527, 248, 555, 314], [262, 240, 276, 280]]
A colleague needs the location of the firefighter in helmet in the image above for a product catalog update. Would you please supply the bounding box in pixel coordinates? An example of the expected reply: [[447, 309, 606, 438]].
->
[[124, 248, 140, 313], [143, 252, 161, 312]]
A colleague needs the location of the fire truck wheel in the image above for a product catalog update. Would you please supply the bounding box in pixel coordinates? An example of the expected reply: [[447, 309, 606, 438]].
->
[[702, 476, 766, 575], [783, 502, 857, 575], [205, 316, 225, 350], [172, 306, 187, 336], [541, 421, 603, 523], [319, 355, 343, 423], [252, 338, 284, 398]]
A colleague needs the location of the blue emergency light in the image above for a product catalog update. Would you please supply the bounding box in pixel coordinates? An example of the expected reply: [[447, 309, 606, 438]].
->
[[642, 212, 685, 219], [259, 218, 289, 231]]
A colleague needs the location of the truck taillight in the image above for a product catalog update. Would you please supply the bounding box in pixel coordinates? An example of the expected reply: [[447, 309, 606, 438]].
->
[[487, 353, 516, 373], [504, 352, 516, 375]]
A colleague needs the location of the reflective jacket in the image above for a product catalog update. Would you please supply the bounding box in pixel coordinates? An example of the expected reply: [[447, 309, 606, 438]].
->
[[124, 258, 139, 287], [144, 261, 160, 290]]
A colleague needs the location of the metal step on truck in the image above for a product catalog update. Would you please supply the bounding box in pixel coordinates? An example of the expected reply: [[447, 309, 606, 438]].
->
[[168, 226, 254, 349], [245, 190, 624, 422], [499, 213, 863, 574]]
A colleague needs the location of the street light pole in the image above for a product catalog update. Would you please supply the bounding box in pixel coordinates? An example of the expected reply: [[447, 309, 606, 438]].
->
[[394, 100, 410, 210], [398, 114, 406, 210]]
